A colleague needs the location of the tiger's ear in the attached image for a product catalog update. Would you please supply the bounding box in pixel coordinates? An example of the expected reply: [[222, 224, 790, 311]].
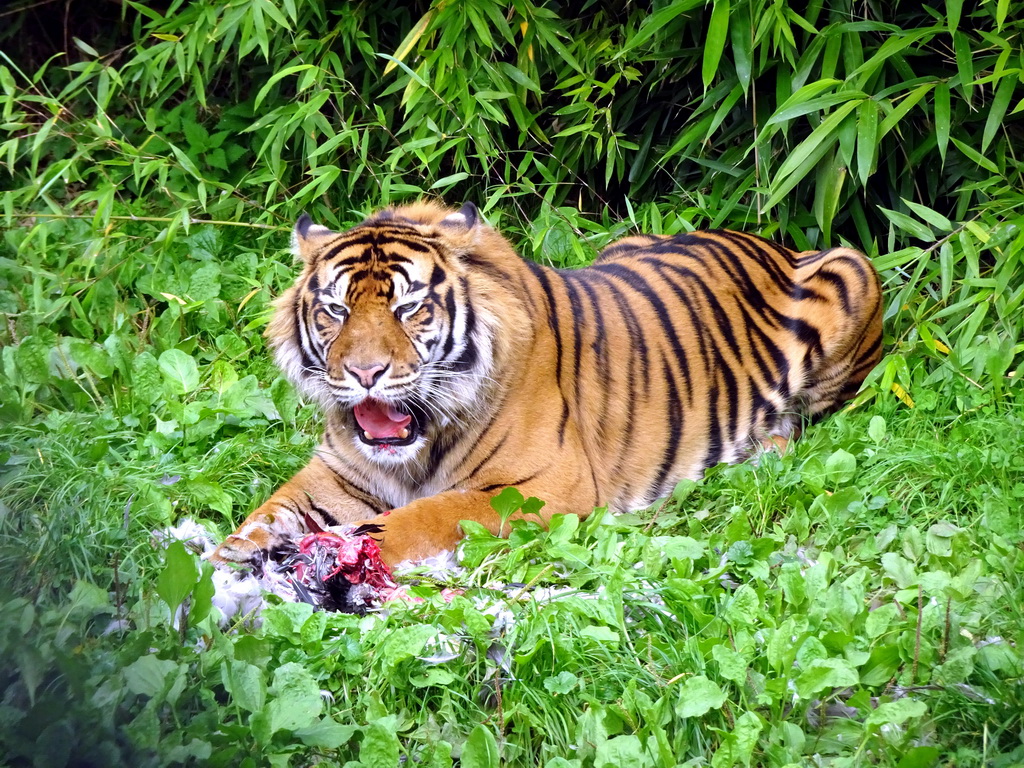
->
[[291, 213, 335, 262], [439, 202, 480, 231]]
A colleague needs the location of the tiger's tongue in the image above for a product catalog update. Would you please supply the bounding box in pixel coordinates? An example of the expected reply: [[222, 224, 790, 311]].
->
[[353, 399, 412, 439]]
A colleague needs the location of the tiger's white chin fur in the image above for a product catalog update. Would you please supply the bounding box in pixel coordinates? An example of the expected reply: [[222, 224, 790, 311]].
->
[[356, 435, 427, 465]]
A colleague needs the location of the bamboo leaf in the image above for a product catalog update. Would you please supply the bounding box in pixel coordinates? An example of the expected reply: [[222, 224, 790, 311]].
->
[[982, 75, 1016, 152], [253, 65, 315, 109], [951, 136, 999, 173], [847, 28, 936, 84], [855, 99, 878, 186], [766, 91, 865, 126], [774, 99, 860, 184], [902, 199, 953, 231], [879, 206, 935, 241], [616, 0, 704, 57], [935, 81, 950, 164], [702, 0, 731, 91], [429, 172, 470, 190], [383, 11, 434, 76], [763, 132, 835, 211], [954, 31, 974, 105], [813, 149, 846, 244], [947, 0, 963, 31], [730, 5, 752, 92], [878, 83, 934, 140], [766, 78, 842, 126]]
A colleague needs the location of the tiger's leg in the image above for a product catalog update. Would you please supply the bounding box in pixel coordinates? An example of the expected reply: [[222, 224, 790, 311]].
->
[[210, 453, 383, 568], [350, 487, 570, 567], [796, 249, 884, 418]]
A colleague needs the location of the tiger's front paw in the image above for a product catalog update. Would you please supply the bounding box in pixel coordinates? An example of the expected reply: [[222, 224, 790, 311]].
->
[[351, 511, 459, 567], [208, 534, 264, 571]]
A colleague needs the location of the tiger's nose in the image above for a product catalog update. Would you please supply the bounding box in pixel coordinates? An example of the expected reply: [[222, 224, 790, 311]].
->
[[346, 363, 387, 389]]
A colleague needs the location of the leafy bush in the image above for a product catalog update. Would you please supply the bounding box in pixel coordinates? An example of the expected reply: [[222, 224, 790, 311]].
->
[[1, 0, 1023, 766]]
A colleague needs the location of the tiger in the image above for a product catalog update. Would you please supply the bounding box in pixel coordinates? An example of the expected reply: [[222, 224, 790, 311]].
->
[[211, 201, 882, 569]]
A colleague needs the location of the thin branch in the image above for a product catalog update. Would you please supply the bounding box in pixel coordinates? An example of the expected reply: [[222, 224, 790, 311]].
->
[[10, 212, 285, 230]]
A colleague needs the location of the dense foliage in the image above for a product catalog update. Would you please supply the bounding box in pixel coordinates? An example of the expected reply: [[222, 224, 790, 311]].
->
[[1, 0, 1022, 766]]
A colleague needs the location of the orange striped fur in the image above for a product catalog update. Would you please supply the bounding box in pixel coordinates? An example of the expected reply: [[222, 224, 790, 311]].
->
[[212, 201, 882, 567]]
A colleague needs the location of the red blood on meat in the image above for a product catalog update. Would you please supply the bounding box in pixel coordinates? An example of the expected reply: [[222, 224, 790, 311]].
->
[[292, 530, 396, 599]]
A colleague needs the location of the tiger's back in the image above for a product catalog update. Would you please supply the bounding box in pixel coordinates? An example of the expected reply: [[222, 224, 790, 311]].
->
[[533, 228, 882, 511], [213, 204, 882, 568]]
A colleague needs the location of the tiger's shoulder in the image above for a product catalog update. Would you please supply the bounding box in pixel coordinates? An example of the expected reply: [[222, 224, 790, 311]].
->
[[592, 229, 791, 265]]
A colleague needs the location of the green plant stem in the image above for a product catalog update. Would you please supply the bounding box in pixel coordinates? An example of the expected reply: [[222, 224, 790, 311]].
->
[[10, 212, 284, 230]]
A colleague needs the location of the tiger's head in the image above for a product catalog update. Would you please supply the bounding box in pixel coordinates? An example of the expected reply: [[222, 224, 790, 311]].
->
[[268, 201, 516, 464]]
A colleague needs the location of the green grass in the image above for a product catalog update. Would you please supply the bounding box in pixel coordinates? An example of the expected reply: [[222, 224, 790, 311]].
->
[[2, 347, 1023, 765]]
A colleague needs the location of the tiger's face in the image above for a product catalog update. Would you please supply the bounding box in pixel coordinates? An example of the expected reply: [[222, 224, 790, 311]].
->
[[270, 203, 498, 464]]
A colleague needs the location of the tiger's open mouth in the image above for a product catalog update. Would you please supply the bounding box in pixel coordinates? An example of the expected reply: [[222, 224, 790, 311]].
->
[[353, 398, 421, 446]]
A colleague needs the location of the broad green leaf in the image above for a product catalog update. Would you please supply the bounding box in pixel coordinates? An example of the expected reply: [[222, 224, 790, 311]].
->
[[190, 562, 215, 625], [711, 711, 762, 768], [675, 675, 727, 718], [765, 91, 864, 128], [881, 552, 917, 588], [725, 584, 759, 627], [794, 658, 859, 697], [580, 625, 620, 643], [490, 486, 525, 518], [868, 415, 887, 443], [15, 334, 51, 384], [712, 644, 748, 684], [778, 562, 807, 606], [824, 449, 857, 484], [878, 83, 934, 139], [157, 540, 198, 616], [378, 624, 437, 671], [252, 65, 315, 109], [267, 662, 323, 734], [865, 698, 927, 726], [616, 0, 705, 57], [123, 654, 179, 699], [224, 661, 267, 713], [429, 172, 470, 190], [813, 147, 845, 242], [764, 78, 842, 126], [996, 0, 1009, 29], [548, 512, 579, 543], [294, 718, 358, 749], [461, 724, 500, 768], [69, 340, 114, 378], [544, 671, 580, 694], [848, 28, 935, 84], [360, 720, 401, 767], [159, 349, 200, 395], [595, 735, 650, 768], [660, 535, 705, 561], [865, 603, 900, 639]]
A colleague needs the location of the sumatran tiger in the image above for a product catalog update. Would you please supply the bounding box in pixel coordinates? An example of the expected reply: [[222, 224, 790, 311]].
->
[[211, 201, 882, 569]]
